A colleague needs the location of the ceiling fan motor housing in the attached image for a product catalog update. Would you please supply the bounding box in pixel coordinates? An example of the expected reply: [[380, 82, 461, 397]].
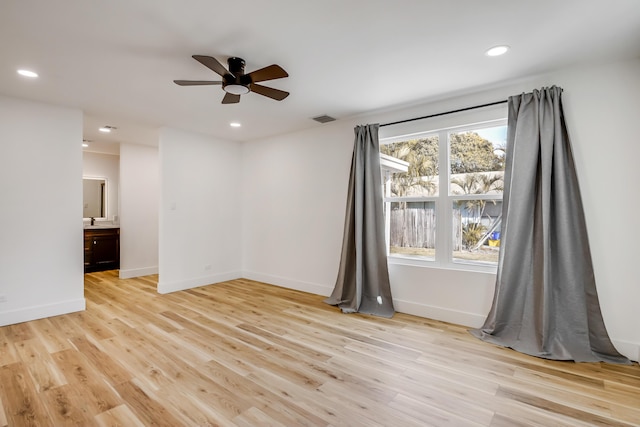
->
[[227, 57, 246, 75], [224, 57, 252, 92]]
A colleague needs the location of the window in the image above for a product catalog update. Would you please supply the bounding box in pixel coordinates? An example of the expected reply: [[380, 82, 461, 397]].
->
[[380, 120, 506, 269]]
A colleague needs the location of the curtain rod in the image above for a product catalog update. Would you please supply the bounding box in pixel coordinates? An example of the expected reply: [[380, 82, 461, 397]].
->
[[380, 99, 508, 128]]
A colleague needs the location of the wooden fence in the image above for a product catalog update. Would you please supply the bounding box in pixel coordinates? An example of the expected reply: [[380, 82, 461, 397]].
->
[[390, 208, 462, 250]]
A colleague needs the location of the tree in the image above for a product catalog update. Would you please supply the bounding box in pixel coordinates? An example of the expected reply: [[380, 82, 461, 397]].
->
[[380, 137, 438, 197], [381, 132, 504, 188], [450, 173, 503, 200], [452, 173, 503, 250], [450, 132, 504, 174]]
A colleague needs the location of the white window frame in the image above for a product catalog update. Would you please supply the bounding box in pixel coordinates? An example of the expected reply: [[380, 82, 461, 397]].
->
[[380, 117, 507, 273]]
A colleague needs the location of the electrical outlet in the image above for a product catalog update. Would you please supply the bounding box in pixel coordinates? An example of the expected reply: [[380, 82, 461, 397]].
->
[[0, 294, 7, 303]]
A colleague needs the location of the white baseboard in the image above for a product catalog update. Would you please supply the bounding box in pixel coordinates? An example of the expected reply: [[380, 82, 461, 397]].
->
[[242, 271, 334, 297], [240, 272, 485, 326], [392, 298, 487, 328], [0, 298, 86, 327], [394, 300, 639, 362], [610, 339, 640, 362], [119, 266, 158, 279], [157, 271, 242, 294]]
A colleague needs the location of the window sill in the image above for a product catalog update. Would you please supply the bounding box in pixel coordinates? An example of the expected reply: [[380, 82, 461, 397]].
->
[[387, 255, 498, 274]]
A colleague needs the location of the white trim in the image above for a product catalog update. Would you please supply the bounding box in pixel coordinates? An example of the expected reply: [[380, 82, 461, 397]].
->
[[119, 266, 158, 279], [0, 298, 86, 327], [379, 106, 508, 142], [392, 298, 486, 328], [157, 271, 242, 294], [609, 339, 640, 363], [393, 298, 639, 362], [387, 255, 498, 273], [380, 119, 508, 145], [242, 271, 333, 297]]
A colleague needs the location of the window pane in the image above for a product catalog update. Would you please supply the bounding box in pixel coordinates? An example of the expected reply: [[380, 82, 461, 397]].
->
[[452, 199, 501, 265], [389, 201, 435, 260], [449, 126, 506, 195], [380, 136, 439, 197]]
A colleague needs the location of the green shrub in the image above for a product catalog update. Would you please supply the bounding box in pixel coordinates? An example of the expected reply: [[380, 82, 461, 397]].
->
[[462, 222, 486, 250]]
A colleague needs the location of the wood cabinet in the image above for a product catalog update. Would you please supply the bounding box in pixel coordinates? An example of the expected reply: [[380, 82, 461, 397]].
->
[[84, 228, 120, 273]]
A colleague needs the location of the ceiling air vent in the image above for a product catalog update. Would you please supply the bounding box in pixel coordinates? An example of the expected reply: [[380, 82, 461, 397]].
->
[[312, 114, 336, 124]]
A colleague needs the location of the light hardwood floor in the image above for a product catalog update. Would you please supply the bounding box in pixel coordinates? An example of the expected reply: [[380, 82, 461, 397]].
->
[[0, 271, 638, 426]]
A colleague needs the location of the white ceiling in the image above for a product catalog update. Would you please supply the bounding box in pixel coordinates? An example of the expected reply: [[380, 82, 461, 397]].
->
[[2, 0, 639, 149]]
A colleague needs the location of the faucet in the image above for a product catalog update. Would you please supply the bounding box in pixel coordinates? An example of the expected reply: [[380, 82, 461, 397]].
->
[[90, 217, 95, 226]]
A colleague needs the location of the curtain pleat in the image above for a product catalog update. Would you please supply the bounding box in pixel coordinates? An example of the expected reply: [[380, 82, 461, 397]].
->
[[470, 86, 630, 364], [324, 124, 395, 318]]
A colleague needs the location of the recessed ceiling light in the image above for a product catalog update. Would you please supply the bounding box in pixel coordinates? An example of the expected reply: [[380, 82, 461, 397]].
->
[[98, 125, 116, 133], [82, 143, 89, 148], [230, 122, 241, 128], [17, 69, 38, 78], [485, 45, 510, 57]]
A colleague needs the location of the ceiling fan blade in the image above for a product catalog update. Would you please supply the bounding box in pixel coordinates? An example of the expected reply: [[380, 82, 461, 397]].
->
[[173, 80, 222, 86], [222, 93, 241, 104], [251, 83, 289, 101], [246, 64, 288, 83], [193, 55, 231, 77]]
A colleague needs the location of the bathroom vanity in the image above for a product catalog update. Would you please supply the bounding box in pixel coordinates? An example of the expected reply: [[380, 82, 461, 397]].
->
[[84, 227, 120, 273]]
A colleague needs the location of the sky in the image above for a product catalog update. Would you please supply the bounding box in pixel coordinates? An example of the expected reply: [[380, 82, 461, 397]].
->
[[476, 125, 507, 149]]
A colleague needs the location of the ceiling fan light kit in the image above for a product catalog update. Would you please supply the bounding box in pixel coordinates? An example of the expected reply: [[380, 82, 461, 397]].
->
[[174, 55, 289, 104], [224, 84, 250, 95]]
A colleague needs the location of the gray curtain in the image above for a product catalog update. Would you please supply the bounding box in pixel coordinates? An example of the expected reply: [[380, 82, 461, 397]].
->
[[324, 124, 395, 317], [471, 87, 630, 364]]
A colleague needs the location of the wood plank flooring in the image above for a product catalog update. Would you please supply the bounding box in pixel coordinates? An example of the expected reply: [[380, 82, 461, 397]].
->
[[0, 270, 638, 426]]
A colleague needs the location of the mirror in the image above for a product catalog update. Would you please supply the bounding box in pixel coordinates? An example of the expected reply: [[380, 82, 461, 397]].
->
[[83, 177, 107, 219]]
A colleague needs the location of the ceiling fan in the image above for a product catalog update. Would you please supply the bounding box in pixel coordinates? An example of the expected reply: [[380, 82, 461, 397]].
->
[[174, 55, 289, 104]]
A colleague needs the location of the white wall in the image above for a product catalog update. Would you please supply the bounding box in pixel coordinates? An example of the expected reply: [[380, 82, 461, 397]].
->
[[1, 59, 636, 360], [82, 151, 119, 221], [119, 143, 159, 278], [242, 58, 640, 361], [158, 127, 242, 293], [241, 124, 352, 295], [0, 95, 85, 326], [553, 59, 640, 361]]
